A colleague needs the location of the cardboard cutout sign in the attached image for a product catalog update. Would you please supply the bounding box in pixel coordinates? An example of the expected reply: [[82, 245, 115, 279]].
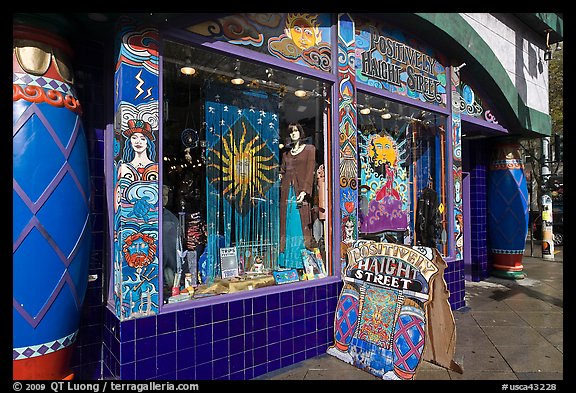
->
[[327, 242, 462, 379]]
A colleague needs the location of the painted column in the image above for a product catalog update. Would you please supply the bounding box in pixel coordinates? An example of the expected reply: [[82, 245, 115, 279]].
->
[[450, 67, 463, 261], [13, 22, 91, 379], [112, 17, 161, 320], [487, 141, 528, 279]]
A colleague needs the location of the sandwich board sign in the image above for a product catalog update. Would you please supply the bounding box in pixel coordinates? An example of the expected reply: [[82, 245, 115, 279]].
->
[[327, 242, 462, 379]]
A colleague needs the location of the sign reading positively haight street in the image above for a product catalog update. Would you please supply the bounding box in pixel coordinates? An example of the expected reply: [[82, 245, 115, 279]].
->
[[327, 242, 462, 379]]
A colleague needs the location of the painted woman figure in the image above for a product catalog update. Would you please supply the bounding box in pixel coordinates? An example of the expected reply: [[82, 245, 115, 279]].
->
[[279, 123, 316, 268], [120, 119, 158, 181]]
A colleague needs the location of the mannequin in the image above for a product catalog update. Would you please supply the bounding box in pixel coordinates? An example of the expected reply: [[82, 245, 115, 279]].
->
[[279, 123, 317, 268]]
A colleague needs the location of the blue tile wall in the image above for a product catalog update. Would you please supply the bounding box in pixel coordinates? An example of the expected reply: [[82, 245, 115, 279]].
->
[[102, 282, 341, 380], [469, 141, 490, 282]]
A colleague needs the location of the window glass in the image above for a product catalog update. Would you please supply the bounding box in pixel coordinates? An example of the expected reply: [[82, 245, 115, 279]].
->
[[162, 40, 331, 303], [357, 92, 449, 255]]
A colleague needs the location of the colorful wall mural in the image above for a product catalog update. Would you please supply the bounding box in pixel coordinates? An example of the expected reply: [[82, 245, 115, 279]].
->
[[112, 18, 161, 320], [337, 14, 359, 274], [458, 82, 500, 124], [187, 13, 332, 72], [451, 68, 463, 260], [354, 17, 447, 107]]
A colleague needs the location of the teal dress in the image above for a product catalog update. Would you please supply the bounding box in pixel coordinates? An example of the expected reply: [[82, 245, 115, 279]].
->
[[279, 185, 306, 268]]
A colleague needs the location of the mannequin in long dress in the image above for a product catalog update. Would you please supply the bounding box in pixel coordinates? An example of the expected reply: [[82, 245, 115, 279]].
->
[[279, 123, 316, 268]]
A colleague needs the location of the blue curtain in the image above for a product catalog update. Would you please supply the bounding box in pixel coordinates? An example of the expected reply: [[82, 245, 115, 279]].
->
[[204, 83, 280, 282]]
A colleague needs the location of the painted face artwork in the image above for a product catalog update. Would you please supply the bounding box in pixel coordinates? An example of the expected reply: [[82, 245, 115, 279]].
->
[[285, 14, 322, 50], [130, 132, 148, 154], [369, 134, 397, 167]]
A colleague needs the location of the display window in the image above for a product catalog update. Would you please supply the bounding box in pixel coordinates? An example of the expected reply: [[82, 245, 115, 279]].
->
[[357, 91, 449, 256], [161, 40, 332, 303]]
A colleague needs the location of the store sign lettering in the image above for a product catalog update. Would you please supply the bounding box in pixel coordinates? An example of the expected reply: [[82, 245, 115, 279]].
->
[[361, 29, 443, 104]]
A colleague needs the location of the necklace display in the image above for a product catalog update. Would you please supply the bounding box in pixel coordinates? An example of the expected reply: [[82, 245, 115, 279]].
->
[[291, 143, 305, 155]]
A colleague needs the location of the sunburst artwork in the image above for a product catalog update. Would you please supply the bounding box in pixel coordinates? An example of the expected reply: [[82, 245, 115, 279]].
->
[[206, 118, 279, 215]]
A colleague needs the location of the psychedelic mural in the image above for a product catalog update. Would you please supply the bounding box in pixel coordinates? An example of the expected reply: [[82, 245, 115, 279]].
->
[[458, 82, 500, 124], [358, 129, 409, 233], [337, 13, 359, 275], [113, 18, 161, 320], [451, 68, 463, 260], [187, 13, 332, 72], [327, 242, 462, 379]]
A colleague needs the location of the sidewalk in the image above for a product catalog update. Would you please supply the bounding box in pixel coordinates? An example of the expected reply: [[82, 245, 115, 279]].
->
[[255, 244, 563, 381]]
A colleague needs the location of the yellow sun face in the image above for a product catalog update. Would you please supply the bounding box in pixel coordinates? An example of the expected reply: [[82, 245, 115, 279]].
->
[[207, 121, 278, 215]]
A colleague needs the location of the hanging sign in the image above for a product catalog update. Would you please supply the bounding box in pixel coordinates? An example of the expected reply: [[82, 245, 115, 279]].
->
[[327, 242, 462, 379]]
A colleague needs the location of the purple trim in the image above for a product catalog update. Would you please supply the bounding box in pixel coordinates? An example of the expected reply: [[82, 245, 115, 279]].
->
[[104, 123, 115, 309], [161, 28, 338, 83], [158, 41, 166, 304], [163, 276, 342, 313], [461, 113, 508, 134], [330, 19, 341, 278]]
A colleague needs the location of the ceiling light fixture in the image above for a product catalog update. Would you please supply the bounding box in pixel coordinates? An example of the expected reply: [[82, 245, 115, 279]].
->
[[294, 76, 306, 98], [231, 60, 244, 85], [180, 57, 196, 75], [359, 106, 371, 115]]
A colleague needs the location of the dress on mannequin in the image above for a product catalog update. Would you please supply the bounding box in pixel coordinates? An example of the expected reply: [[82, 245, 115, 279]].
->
[[279, 123, 316, 268]]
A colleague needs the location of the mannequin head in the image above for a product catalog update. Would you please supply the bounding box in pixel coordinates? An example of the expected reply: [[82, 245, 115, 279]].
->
[[288, 123, 305, 143]]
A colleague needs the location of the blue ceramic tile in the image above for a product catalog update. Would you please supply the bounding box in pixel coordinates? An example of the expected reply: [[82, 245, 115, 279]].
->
[[176, 308, 194, 330], [280, 354, 294, 368], [120, 340, 135, 364], [194, 323, 212, 343], [229, 300, 243, 319], [157, 332, 176, 355], [244, 332, 254, 351], [267, 359, 281, 373], [268, 325, 281, 343], [244, 367, 254, 380], [213, 320, 229, 341], [157, 312, 175, 335], [244, 349, 254, 368], [243, 314, 254, 333], [293, 319, 305, 336], [304, 301, 316, 316], [280, 338, 293, 356], [229, 335, 244, 355], [316, 284, 327, 299], [194, 306, 212, 326], [157, 352, 176, 376], [243, 298, 253, 315], [176, 346, 195, 370], [294, 334, 305, 352], [176, 327, 195, 350], [294, 350, 306, 363], [253, 312, 266, 331], [213, 338, 229, 359], [254, 345, 267, 365], [195, 342, 212, 365], [196, 361, 213, 380], [213, 357, 229, 379], [280, 305, 292, 324], [253, 363, 267, 379], [212, 302, 228, 322], [293, 288, 305, 304], [267, 309, 280, 327], [135, 356, 156, 380], [136, 336, 156, 360], [293, 304, 305, 320], [230, 352, 244, 373], [120, 362, 136, 380], [280, 291, 292, 307], [176, 366, 195, 380], [280, 323, 294, 341], [317, 313, 328, 330], [267, 293, 280, 310], [253, 296, 266, 314], [136, 316, 156, 339], [229, 317, 244, 337], [304, 287, 316, 302], [120, 319, 135, 342]]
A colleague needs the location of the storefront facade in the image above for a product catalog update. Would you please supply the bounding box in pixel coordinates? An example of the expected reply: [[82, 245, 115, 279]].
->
[[12, 12, 562, 380]]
